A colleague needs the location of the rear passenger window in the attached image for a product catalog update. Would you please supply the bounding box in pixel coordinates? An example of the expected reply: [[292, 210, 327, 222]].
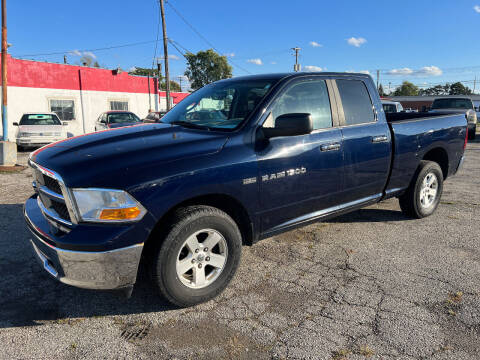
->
[[267, 80, 332, 130], [336, 79, 375, 125]]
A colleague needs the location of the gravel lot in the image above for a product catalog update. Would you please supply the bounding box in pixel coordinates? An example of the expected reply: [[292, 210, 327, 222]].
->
[[0, 141, 479, 360]]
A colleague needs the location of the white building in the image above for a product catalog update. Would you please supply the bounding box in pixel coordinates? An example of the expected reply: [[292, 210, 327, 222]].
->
[[0, 55, 189, 140]]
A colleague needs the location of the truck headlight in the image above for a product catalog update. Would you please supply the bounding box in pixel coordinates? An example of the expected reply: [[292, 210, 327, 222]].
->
[[71, 188, 146, 222]]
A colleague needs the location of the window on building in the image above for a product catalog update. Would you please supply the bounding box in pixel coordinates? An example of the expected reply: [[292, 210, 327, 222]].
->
[[110, 101, 129, 111], [336, 80, 375, 125], [49, 99, 75, 121]]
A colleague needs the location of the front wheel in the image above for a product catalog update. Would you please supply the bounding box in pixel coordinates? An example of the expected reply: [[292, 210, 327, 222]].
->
[[150, 206, 242, 307], [399, 160, 443, 219]]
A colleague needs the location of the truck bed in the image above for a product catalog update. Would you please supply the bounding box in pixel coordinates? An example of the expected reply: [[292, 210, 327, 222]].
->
[[384, 112, 467, 196]]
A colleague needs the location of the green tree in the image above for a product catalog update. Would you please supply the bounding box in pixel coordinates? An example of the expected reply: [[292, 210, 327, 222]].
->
[[393, 81, 419, 96], [419, 84, 446, 96], [184, 49, 233, 90], [129, 66, 163, 80], [378, 84, 386, 97], [449, 82, 472, 95], [161, 80, 181, 92]]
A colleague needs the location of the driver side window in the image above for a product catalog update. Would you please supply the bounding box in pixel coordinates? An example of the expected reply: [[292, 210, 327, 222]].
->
[[264, 80, 333, 130]]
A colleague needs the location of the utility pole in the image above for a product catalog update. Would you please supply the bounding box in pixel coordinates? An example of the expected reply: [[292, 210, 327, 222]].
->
[[157, 59, 162, 86], [159, 0, 171, 111], [178, 76, 183, 92], [63, 55, 67, 64], [474, 76, 477, 95], [1, 0, 7, 141], [376, 70, 380, 91], [292, 47, 301, 72]]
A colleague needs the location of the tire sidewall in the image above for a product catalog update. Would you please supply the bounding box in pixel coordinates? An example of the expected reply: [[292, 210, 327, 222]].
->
[[413, 163, 443, 217], [158, 211, 241, 305]]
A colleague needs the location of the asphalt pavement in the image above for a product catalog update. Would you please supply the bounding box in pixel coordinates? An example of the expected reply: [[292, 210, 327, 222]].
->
[[0, 141, 479, 359]]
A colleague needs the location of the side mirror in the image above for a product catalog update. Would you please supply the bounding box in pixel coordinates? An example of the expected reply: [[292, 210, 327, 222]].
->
[[62, 122, 68, 126], [262, 113, 313, 139], [12, 122, 18, 126]]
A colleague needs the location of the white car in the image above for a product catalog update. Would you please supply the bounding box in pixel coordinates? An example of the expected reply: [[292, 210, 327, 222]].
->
[[13, 113, 68, 149], [381, 100, 404, 113]]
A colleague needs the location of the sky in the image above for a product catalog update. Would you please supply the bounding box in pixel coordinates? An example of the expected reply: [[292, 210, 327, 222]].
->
[[6, 0, 480, 92]]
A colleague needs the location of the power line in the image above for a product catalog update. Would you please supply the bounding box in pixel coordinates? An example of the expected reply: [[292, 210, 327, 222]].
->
[[151, 0, 162, 71], [166, 0, 251, 75], [15, 40, 158, 58]]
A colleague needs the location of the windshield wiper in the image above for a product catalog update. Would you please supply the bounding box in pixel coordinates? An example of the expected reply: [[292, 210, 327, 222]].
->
[[170, 121, 211, 131]]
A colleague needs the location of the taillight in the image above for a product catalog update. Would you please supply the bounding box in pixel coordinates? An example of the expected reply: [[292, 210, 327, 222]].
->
[[464, 128, 468, 149]]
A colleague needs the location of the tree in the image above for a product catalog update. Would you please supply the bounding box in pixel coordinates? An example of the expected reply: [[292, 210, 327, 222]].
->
[[393, 81, 419, 96], [449, 82, 472, 95], [162, 80, 181, 92], [129, 66, 163, 80], [79, 54, 95, 67], [378, 84, 386, 97], [184, 49, 233, 90], [419, 84, 446, 96]]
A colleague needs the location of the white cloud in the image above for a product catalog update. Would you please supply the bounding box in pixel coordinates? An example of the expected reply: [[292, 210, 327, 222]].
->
[[69, 49, 82, 56], [347, 37, 367, 47], [270, 61, 277, 65], [359, 70, 371, 75], [474, 5, 480, 13], [68, 49, 97, 59], [304, 65, 324, 72], [416, 66, 442, 76], [247, 58, 263, 65], [223, 52, 235, 57], [387, 67, 414, 75], [309, 41, 323, 48], [169, 54, 180, 60], [128, 66, 137, 72], [82, 51, 96, 59], [387, 66, 442, 77]]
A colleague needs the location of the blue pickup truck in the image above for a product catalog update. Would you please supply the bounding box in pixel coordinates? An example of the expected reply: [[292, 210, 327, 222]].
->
[[24, 72, 468, 306]]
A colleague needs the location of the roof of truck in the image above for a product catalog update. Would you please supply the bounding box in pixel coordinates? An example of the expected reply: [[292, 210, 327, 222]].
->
[[215, 72, 372, 84]]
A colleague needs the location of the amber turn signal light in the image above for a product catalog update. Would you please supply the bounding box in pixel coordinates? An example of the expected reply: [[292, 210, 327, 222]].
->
[[99, 207, 142, 221]]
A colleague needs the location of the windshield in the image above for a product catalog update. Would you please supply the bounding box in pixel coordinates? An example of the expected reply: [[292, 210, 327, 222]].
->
[[107, 112, 141, 124], [432, 98, 473, 110], [19, 114, 61, 125], [161, 79, 277, 130]]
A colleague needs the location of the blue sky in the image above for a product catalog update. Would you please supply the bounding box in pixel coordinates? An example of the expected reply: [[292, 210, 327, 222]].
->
[[6, 0, 480, 91]]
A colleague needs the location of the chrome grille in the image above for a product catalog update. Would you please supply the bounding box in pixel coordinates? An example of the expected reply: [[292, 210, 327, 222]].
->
[[29, 161, 74, 226]]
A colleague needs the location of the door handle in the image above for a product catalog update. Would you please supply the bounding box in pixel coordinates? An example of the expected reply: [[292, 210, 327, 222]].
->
[[371, 135, 388, 143], [320, 143, 341, 152]]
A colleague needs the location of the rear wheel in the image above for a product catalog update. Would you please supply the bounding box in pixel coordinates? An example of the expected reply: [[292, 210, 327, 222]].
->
[[150, 206, 242, 307], [399, 160, 443, 218]]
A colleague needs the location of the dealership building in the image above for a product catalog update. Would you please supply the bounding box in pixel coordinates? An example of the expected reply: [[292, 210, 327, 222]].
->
[[0, 55, 189, 140], [389, 95, 480, 111]]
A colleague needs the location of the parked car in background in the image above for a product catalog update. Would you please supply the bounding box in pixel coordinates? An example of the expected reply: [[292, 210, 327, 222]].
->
[[13, 113, 67, 150], [430, 97, 477, 140], [25, 72, 468, 307], [95, 111, 142, 131], [143, 111, 167, 123], [381, 100, 404, 113], [404, 108, 418, 113]]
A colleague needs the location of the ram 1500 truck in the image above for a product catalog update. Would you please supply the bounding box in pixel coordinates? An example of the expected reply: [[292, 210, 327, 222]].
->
[[24, 72, 468, 307]]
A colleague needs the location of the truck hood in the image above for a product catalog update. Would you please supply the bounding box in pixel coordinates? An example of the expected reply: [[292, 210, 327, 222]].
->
[[30, 123, 229, 188]]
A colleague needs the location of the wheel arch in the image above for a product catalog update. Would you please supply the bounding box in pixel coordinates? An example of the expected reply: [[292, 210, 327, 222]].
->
[[422, 147, 449, 180], [144, 193, 255, 259]]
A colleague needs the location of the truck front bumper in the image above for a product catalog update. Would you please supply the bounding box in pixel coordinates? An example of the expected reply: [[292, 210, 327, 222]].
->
[[24, 195, 145, 290]]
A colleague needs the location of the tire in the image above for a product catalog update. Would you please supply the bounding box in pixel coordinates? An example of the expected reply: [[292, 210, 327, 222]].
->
[[150, 205, 242, 307], [468, 125, 476, 140], [399, 160, 443, 219]]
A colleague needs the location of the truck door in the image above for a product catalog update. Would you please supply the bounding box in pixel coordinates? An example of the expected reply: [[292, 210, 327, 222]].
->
[[256, 78, 344, 234], [334, 78, 391, 203]]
